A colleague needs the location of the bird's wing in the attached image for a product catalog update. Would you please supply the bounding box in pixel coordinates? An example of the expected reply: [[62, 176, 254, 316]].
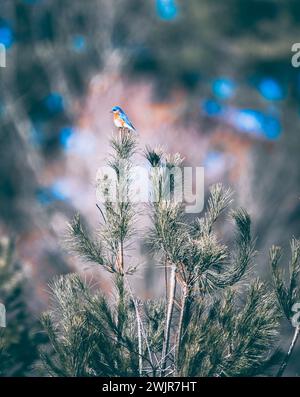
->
[[120, 111, 136, 130]]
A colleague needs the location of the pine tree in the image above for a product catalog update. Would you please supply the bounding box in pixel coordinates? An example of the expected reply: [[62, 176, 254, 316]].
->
[[0, 237, 45, 376], [40, 129, 299, 377]]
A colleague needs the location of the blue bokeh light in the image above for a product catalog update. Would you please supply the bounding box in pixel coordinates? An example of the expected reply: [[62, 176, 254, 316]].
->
[[262, 115, 282, 139], [59, 126, 74, 149], [36, 182, 69, 205], [0, 22, 13, 48], [231, 109, 281, 140], [36, 188, 53, 205], [233, 109, 263, 133], [156, 0, 178, 20], [72, 35, 86, 52], [203, 150, 230, 177], [258, 78, 284, 101], [44, 92, 65, 114], [204, 151, 223, 167], [50, 181, 69, 201], [201, 99, 224, 116], [212, 78, 236, 100]]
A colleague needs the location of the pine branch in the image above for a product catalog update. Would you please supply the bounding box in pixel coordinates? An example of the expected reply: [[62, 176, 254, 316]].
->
[[195, 184, 233, 236], [66, 214, 112, 271], [203, 208, 254, 290]]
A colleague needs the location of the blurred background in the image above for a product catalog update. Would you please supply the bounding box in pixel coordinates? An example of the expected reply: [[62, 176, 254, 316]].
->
[[0, 0, 300, 375]]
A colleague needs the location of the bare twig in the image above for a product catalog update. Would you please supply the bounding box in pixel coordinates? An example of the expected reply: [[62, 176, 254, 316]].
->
[[161, 264, 176, 374], [175, 284, 188, 366], [277, 326, 300, 377]]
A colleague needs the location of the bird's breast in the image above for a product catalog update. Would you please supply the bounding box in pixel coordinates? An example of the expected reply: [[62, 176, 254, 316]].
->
[[113, 113, 125, 127]]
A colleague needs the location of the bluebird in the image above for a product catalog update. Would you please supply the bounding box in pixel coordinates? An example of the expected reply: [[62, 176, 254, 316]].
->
[[111, 106, 136, 132]]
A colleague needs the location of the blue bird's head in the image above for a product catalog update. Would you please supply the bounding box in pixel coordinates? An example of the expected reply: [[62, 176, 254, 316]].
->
[[111, 106, 123, 114]]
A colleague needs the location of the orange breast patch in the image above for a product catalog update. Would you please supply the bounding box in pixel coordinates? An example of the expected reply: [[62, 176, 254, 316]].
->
[[114, 113, 125, 127]]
